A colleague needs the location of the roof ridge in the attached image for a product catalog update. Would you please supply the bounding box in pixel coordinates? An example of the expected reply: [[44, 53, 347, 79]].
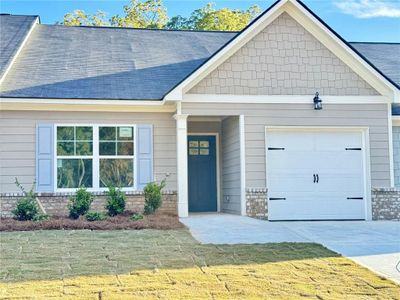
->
[[38, 23, 240, 34]]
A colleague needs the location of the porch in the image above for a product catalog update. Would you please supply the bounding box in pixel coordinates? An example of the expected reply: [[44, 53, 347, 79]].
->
[[174, 115, 247, 217]]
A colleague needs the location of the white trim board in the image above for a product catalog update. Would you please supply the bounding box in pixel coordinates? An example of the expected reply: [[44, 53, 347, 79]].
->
[[188, 132, 221, 213], [265, 126, 372, 221], [183, 94, 391, 104], [164, 0, 398, 102]]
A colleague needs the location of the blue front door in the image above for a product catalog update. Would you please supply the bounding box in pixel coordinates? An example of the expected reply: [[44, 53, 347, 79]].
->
[[188, 135, 217, 212]]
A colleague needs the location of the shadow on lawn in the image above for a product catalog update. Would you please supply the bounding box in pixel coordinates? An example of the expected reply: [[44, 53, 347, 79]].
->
[[0, 229, 342, 283]]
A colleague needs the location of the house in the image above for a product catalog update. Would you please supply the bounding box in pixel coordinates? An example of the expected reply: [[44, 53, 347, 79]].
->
[[1, 0, 399, 221]]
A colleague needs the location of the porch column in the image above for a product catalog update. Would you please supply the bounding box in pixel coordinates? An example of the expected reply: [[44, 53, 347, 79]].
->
[[174, 114, 189, 217]]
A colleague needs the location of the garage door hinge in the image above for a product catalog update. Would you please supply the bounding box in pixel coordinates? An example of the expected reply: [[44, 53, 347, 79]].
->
[[269, 197, 286, 201], [345, 148, 362, 151], [347, 197, 364, 200], [268, 147, 285, 150]]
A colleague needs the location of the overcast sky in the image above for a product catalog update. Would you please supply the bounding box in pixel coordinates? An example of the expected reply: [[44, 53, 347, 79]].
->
[[1, 0, 400, 42]]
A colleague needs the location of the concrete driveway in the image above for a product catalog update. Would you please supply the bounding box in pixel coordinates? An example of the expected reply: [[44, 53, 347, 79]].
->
[[181, 213, 400, 283]]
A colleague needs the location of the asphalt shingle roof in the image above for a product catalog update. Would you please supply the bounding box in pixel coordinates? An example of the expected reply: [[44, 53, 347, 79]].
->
[[0, 14, 37, 79], [350, 42, 400, 89], [0, 15, 398, 101], [0, 22, 235, 100]]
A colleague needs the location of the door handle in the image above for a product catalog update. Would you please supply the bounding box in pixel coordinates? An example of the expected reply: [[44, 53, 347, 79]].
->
[[313, 174, 316, 183], [316, 174, 319, 183]]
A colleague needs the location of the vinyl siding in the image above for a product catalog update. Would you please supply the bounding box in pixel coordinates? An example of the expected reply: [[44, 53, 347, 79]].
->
[[181, 102, 391, 188], [0, 111, 177, 193], [190, 12, 378, 96], [221, 116, 241, 214], [393, 126, 400, 187]]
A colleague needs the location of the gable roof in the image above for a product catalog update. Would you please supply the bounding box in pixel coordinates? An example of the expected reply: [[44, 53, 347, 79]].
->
[[350, 42, 400, 89], [0, 0, 399, 101], [0, 21, 235, 100], [164, 0, 399, 101], [0, 14, 37, 80]]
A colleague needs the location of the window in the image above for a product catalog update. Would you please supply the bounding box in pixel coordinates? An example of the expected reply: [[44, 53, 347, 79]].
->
[[57, 126, 93, 189], [55, 125, 135, 190], [99, 126, 134, 188]]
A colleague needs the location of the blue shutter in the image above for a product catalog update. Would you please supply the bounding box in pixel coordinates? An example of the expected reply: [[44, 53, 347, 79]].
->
[[36, 124, 54, 192], [137, 124, 153, 190]]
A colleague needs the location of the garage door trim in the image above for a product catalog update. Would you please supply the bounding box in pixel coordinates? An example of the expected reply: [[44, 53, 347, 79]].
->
[[265, 126, 372, 221]]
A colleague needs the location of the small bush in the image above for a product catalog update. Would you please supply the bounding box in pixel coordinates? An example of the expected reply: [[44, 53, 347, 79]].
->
[[12, 178, 39, 221], [68, 187, 94, 219], [131, 213, 144, 221], [143, 179, 166, 215], [105, 186, 126, 216], [85, 211, 107, 222], [32, 214, 49, 222]]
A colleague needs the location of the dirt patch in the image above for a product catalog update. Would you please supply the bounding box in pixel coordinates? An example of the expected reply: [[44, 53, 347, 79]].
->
[[0, 211, 184, 231]]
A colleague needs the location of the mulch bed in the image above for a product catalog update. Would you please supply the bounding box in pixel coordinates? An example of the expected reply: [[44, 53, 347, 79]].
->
[[0, 211, 185, 231]]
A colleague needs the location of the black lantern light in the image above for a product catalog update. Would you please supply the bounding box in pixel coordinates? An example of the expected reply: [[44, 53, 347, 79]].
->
[[313, 92, 322, 110]]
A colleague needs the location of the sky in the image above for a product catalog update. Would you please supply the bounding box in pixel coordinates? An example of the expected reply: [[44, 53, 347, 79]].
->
[[1, 0, 400, 42]]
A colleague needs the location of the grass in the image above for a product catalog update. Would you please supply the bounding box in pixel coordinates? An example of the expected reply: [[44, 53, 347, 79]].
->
[[0, 229, 399, 299]]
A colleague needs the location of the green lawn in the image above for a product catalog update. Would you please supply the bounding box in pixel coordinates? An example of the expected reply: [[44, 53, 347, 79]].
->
[[0, 229, 399, 299]]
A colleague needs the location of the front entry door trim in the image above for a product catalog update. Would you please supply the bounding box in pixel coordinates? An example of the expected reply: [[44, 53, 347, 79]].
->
[[188, 133, 220, 212]]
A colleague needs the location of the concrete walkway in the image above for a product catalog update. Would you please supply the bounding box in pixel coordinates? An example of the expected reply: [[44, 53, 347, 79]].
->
[[181, 213, 400, 283]]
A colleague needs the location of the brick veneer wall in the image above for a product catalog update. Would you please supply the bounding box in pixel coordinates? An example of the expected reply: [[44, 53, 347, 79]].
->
[[246, 188, 268, 219], [372, 188, 400, 220], [0, 191, 177, 218]]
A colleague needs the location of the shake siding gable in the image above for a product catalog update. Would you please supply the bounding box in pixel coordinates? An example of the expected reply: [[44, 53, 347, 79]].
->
[[189, 12, 379, 96]]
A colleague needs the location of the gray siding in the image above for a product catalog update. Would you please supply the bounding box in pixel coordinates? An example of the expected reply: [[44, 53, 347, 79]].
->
[[0, 111, 176, 192], [181, 102, 391, 188], [190, 13, 378, 96], [393, 126, 400, 187], [221, 116, 241, 214]]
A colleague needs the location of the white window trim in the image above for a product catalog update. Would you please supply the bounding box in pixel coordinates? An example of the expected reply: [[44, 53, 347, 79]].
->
[[54, 124, 137, 192]]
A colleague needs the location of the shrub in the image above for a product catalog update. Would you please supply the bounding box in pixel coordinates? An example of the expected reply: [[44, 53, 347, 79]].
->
[[131, 213, 144, 221], [105, 186, 126, 216], [85, 211, 107, 222], [32, 214, 49, 222], [143, 179, 166, 215], [68, 187, 94, 219], [12, 178, 39, 221]]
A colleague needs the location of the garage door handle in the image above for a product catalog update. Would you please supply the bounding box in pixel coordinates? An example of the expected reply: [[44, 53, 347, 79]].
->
[[269, 197, 286, 201], [347, 197, 364, 200], [313, 174, 316, 183], [316, 174, 319, 183]]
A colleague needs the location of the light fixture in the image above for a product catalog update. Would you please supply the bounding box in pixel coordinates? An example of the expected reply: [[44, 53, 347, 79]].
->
[[313, 92, 322, 110]]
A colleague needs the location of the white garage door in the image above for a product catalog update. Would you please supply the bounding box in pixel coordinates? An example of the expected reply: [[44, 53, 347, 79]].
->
[[266, 129, 366, 221]]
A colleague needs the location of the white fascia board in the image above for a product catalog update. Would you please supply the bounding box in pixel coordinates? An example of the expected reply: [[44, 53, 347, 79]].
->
[[0, 17, 39, 85], [183, 94, 391, 104], [0, 97, 177, 112], [287, 0, 398, 99], [163, 0, 288, 101]]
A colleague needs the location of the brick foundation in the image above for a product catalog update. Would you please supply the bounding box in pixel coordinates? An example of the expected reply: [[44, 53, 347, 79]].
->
[[246, 188, 268, 219], [372, 188, 400, 220], [0, 191, 177, 218]]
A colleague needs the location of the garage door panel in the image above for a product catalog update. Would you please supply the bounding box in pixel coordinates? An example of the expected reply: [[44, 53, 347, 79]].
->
[[266, 129, 366, 221]]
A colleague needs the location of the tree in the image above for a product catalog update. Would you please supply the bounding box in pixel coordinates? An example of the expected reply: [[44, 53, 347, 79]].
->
[[60, 1, 261, 31], [61, 10, 109, 26], [110, 0, 168, 29], [166, 3, 261, 31]]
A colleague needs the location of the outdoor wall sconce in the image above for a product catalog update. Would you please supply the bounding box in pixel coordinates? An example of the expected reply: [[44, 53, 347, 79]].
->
[[313, 92, 322, 110]]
